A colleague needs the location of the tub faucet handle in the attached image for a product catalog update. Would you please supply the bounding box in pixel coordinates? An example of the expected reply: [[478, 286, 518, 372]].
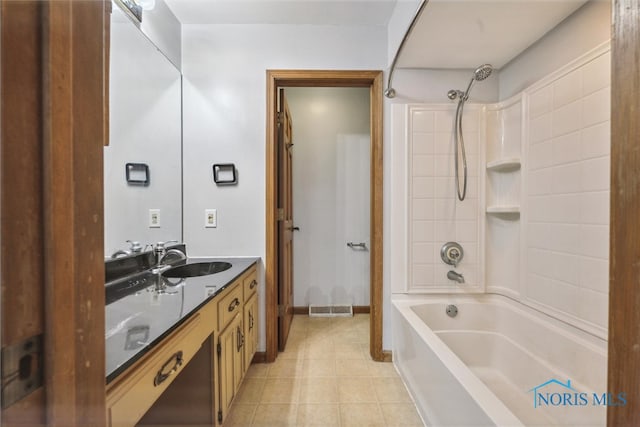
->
[[441, 242, 464, 267]]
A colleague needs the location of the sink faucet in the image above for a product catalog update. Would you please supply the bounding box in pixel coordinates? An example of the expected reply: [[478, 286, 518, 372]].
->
[[110, 240, 144, 258], [153, 240, 178, 260], [447, 270, 465, 284], [150, 241, 184, 275], [159, 248, 186, 265]]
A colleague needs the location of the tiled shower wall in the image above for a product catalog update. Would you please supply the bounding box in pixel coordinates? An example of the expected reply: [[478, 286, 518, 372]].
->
[[524, 49, 610, 334], [408, 106, 481, 292], [402, 45, 610, 336]]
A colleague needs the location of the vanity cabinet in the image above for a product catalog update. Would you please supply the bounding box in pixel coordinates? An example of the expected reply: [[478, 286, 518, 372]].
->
[[216, 265, 258, 424], [105, 261, 259, 427]]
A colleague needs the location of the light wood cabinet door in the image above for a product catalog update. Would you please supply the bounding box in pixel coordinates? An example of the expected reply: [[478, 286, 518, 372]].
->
[[217, 312, 243, 424], [243, 292, 258, 373]]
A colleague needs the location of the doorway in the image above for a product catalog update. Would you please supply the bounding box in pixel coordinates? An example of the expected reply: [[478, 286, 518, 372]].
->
[[265, 70, 384, 363], [287, 87, 371, 320]]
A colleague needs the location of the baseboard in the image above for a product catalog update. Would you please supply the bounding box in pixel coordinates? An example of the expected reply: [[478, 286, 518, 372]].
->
[[251, 352, 267, 363], [293, 306, 308, 315], [381, 350, 393, 362], [293, 305, 371, 315]]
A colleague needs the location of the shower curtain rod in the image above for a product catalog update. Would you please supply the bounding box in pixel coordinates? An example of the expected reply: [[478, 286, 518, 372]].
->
[[385, 0, 430, 98]]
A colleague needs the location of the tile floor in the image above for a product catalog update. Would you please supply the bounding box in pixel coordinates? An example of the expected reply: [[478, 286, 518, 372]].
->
[[224, 314, 424, 426]]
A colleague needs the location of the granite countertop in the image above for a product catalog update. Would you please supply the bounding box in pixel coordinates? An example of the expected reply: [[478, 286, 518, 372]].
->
[[105, 256, 259, 383]]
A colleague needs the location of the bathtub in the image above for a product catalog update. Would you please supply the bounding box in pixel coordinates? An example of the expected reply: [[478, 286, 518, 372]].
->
[[392, 294, 607, 426]]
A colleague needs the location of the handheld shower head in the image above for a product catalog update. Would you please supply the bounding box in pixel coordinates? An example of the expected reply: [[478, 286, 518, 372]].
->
[[446, 63, 494, 202], [446, 64, 494, 103], [460, 63, 494, 101], [473, 64, 493, 81]]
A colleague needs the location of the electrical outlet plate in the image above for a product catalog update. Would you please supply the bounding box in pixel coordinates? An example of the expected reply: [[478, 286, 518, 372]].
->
[[205, 209, 217, 228], [149, 209, 161, 228]]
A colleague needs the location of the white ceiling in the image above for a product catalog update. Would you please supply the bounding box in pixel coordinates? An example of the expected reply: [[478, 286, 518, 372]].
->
[[163, 0, 589, 69], [163, 0, 397, 25], [397, 0, 589, 69]]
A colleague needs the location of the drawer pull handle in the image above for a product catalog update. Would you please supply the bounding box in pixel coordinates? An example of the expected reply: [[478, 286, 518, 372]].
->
[[249, 311, 254, 330], [228, 298, 240, 312], [154, 350, 183, 387], [249, 280, 258, 290]]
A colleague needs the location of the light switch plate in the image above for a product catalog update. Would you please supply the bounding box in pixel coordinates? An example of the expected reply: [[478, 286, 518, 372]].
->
[[205, 209, 217, 228], [149, 209, 161, 228]]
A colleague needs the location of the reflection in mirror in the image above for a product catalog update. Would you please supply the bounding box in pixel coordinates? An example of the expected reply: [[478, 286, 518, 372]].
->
[[104, 5, 182, 257]]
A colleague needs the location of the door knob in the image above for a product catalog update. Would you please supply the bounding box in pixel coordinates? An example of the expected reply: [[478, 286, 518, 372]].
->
[[288, 226, 300, 231]]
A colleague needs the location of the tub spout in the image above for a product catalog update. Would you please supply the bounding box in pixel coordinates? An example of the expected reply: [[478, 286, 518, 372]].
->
[[447, 270, 465, 284]]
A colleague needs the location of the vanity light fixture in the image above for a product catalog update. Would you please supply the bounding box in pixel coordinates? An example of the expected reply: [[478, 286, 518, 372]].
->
[[213, 163, 237, 185], [135, 0, 156, 10], [116, 0, 155, 23], [126, 163, 150, 186]]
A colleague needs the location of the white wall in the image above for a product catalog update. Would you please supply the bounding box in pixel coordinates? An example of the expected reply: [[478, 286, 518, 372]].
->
[[104, 20, 182, 256], [286, 87, 370, 308], [498, 0, 610, 100], [181, 24, 386, 349], [387, 0, 422, 66]]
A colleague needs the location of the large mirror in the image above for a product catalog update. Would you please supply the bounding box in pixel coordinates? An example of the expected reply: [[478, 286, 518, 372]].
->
[[104, 4, 182, 257]]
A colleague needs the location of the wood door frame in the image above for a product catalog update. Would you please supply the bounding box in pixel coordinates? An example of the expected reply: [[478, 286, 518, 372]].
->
[[1, 1, 107, 425], [608, 1, 640, 425], [265, 70, 384, 362]]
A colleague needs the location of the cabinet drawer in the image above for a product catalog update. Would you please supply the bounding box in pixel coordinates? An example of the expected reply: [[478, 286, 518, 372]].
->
[[242, 268, 258, 300], [217, 281, 243, 330], [107, 314, 203, 427]]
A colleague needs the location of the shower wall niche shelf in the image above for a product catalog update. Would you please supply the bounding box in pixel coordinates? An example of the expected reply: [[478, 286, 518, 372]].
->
[[486, 158, 521, 172], [484, 95, 523, 299]]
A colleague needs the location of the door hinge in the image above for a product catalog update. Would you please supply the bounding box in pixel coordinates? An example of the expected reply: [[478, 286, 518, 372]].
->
[[277, 208, 284, 221], [218, 409, 223, 423], [217, 342, 222, 356], [276, 112, 283, 127], [277, 305, 285, 317], [1, 334, 43, 409]]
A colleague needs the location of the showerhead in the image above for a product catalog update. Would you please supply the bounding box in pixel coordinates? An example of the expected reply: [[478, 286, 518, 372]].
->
[[447, 64, 493, 103], [473, 64, 493, 81]]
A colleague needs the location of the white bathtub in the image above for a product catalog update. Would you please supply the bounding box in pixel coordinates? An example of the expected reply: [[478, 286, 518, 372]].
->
[[392, 294, 607, 426]]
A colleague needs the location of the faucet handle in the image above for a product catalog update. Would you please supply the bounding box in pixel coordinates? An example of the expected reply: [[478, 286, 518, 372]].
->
[[156, 239, 178, 248], [126, 240, 143, 253]]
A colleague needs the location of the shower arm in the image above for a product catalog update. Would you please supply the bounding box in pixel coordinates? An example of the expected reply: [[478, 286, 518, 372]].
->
[[384, 0, 430, 98]]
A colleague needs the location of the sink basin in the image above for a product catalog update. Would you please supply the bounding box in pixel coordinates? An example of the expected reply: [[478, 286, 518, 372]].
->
[[162, 261, 232, 278]]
